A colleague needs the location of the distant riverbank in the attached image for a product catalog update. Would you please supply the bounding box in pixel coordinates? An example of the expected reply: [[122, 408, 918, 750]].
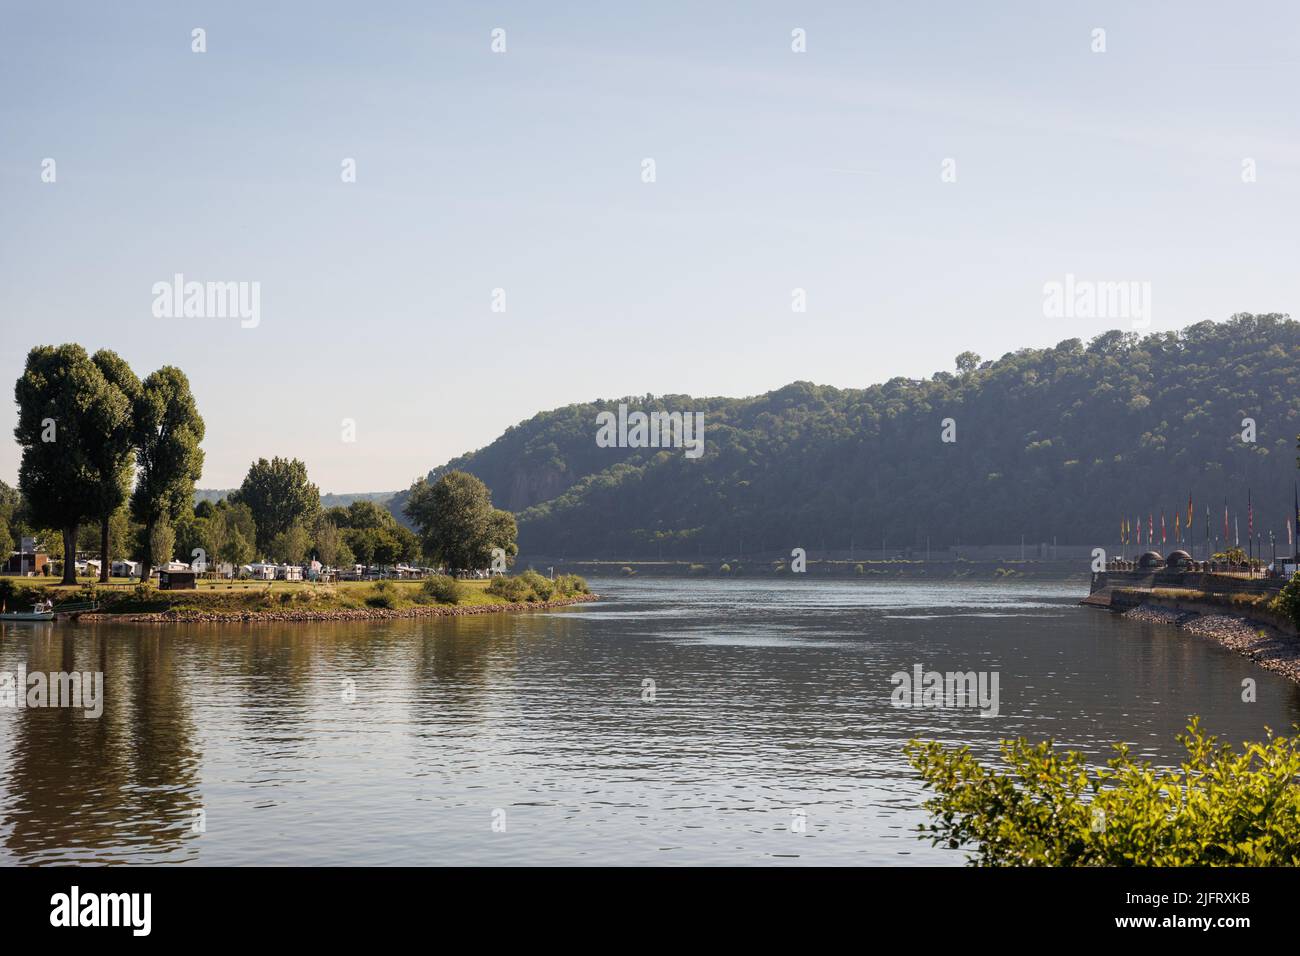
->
[[1, 573, 595, 624], [543, 558, 1090, 581]]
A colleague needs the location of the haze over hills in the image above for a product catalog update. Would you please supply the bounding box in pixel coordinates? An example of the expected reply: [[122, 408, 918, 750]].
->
[[396, 315, 1299, 558]]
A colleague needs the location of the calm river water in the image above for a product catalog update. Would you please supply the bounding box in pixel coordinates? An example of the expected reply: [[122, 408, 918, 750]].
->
[[1, 577, 1297, 866]]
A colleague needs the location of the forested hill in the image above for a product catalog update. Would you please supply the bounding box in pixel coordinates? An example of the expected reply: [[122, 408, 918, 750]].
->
[[393, 314, 1300, 558]]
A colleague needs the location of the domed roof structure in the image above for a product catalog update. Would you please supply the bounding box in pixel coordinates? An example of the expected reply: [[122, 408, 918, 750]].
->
[[1166, 550, 1192, 567], [1138, 550, 1164, 569]]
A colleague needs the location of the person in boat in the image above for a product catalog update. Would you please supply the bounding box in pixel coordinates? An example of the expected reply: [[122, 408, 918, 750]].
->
[[43, 598, 53, 613]]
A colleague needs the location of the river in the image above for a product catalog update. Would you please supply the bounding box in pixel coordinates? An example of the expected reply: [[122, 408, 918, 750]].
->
[[1, 576, 1296, 865]]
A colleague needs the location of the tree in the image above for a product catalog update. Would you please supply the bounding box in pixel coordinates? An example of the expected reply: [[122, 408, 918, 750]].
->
[[404, 471, 516, 570], [393, 524, 421, 563], [230, 457, 320, 553], [208, 500, 257, 564], [370, 526, 401, 566], [88, 349, 141, 581], [174, 512, 213, 569], [1214, 547, 1247, 566], [131, 367, 205, 575], [343, 500, 394, 529], [487, 509, 518, 566], [313, 518, 342, 567], [270, 521, 310, 564], [219, 526, 254, 570], [14, 345, 115, 584], [0, 480, 17, 561], [346, 528, 376, 565], [149, 518, 176, 571]]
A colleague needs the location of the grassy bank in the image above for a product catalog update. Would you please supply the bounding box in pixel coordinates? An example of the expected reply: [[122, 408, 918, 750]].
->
[[1145, 586, 1274, 611], [0, 571, 592, 620]]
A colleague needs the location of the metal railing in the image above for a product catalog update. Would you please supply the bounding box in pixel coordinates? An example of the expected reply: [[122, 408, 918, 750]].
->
[[51, 600, 99, 615]]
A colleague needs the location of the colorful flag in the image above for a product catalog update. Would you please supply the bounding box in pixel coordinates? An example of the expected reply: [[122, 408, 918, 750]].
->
[[1224, 498, 1229, 542], [1175, 511, 1181, 543], [1187, 493, 1193, 531], [1161, 510, 1166, 545]]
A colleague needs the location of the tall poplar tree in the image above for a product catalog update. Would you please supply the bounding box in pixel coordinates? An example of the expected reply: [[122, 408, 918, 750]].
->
[[131, 366, 205, 575]]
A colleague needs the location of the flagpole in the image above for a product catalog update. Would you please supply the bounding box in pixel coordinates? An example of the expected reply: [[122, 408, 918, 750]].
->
[[1248, 489, 1253, 576]]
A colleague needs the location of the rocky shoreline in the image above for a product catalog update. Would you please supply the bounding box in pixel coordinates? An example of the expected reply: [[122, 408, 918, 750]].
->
[[1124, 603, 1300, 684], [79, 592, 600, 624]]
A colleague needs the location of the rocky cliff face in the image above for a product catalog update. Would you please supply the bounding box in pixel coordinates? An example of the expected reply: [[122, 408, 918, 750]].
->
[[502, 465, 569, 512]]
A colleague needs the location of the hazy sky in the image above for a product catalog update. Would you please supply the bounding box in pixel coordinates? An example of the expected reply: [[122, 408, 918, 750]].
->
[[2, 2, 1298, 491]]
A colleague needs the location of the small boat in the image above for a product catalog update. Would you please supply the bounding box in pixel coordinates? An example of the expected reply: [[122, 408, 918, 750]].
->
[[0, 603, 56, 622]]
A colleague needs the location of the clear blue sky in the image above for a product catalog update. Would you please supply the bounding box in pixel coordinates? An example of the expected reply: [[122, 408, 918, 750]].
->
[[2, 1, 1297, 491]]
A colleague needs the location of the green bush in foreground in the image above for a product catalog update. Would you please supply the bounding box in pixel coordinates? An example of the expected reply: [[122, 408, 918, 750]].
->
[[419, 575, 463, 605], [517, 569, 554, 600], [486, 575, 531, 602], [552, 574, 589, 596], [365, 580, 399, 608], [905, 718, 1300, 866], [486, 571, 589, 603]]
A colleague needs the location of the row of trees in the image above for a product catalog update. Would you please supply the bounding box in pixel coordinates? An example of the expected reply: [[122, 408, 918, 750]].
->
[[176, 467, 516, 571], [175, 491, 424, 569], [14, 345, 204, 584], [10, 344, 522, 579]]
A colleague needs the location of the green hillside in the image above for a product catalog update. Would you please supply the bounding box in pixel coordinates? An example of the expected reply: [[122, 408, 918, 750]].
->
[[395, 314, 1299, 558]]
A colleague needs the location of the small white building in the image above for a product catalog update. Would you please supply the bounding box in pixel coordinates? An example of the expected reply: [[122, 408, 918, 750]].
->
[[277, 565, 303, 581], [247, 562, 277, 581], [112, 559, 141, 578]]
